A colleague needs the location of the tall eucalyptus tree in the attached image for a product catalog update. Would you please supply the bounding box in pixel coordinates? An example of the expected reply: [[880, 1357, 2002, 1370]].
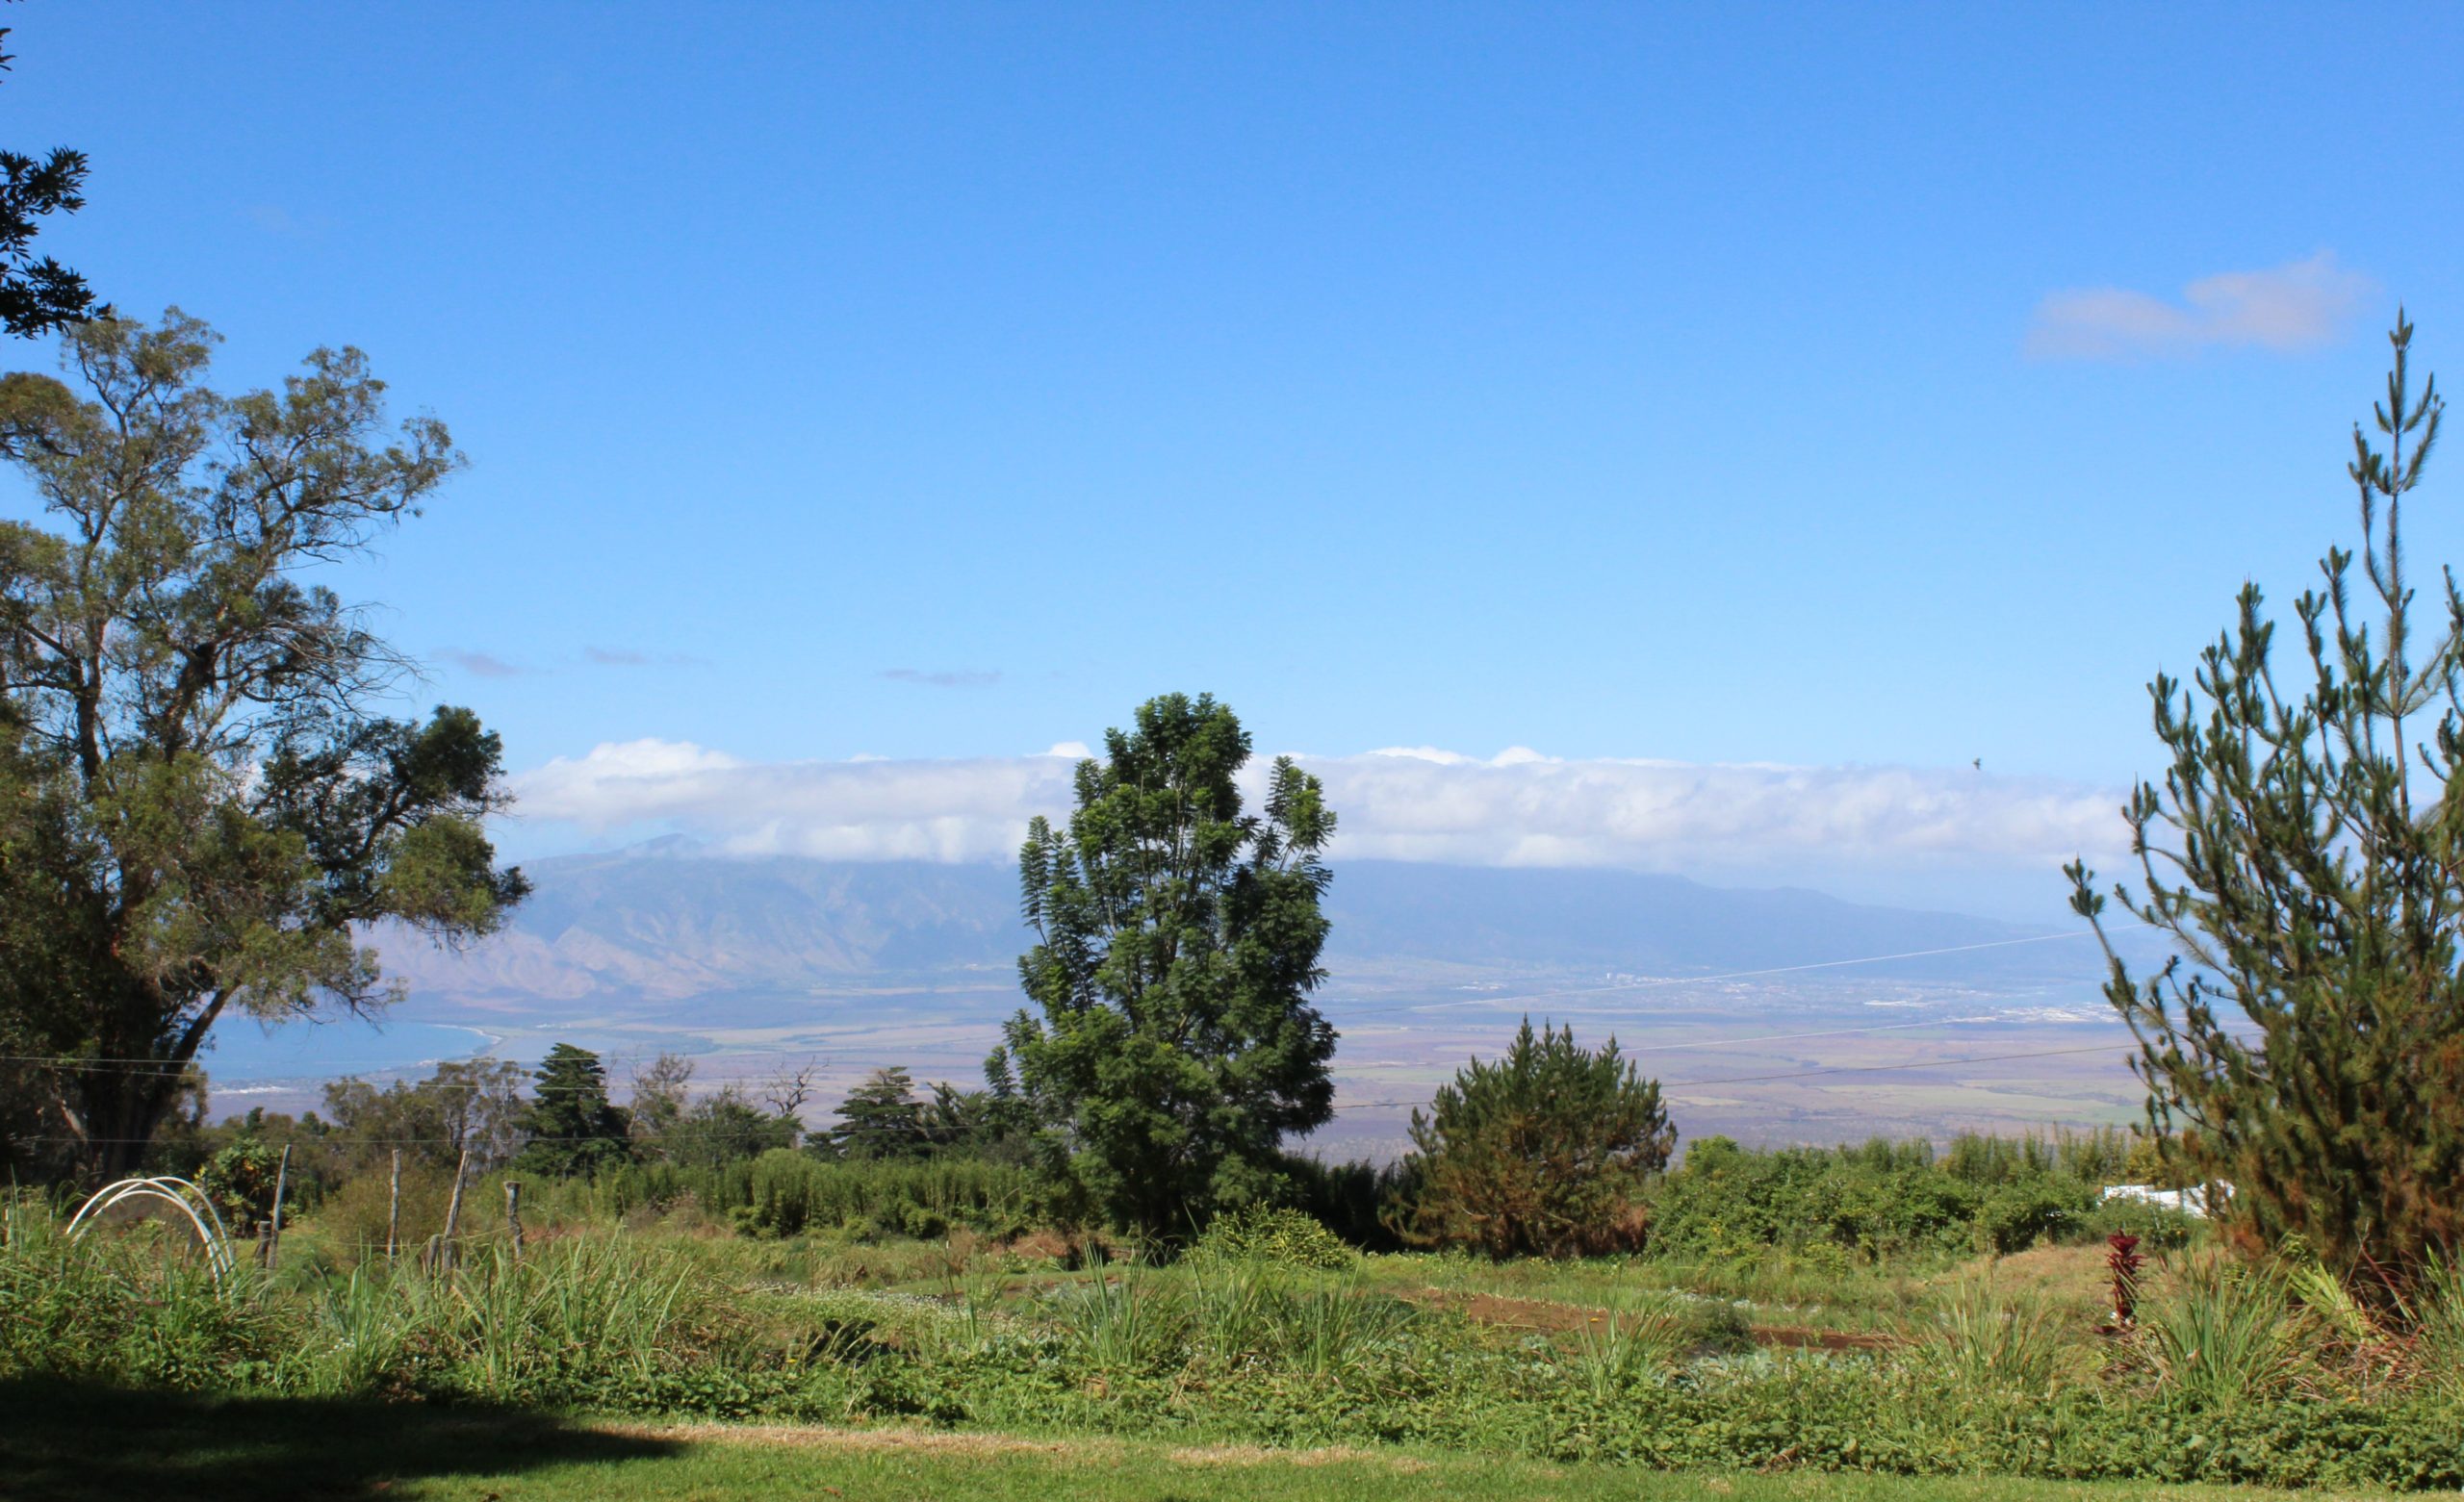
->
[[0, 311, 526, 1178]]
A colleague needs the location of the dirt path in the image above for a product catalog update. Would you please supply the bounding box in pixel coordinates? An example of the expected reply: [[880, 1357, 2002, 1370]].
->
[[1397, 1286, 1898, 1351], [597, 1420, 1429, 1472]]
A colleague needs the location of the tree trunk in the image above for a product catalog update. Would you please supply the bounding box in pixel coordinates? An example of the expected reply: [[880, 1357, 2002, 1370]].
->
[[83, 1066, 183, 1183]]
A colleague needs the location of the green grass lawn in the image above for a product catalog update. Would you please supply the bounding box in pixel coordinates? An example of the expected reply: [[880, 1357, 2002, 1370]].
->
[[0, 1383, 2415, 1502]]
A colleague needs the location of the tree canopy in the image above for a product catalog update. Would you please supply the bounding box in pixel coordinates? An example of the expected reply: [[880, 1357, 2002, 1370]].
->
[[991, 692, 1338, 1238], [0, 23, 95, 339], [514, 1045, 630, 1179], [0, 311, 526, 1178], [832, 1065, 928, 1159], [2070, 313, 2464, 1290]]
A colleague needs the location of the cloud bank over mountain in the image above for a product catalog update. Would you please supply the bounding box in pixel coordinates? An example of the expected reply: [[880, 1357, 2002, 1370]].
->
[[510, 741, 2126, 904]]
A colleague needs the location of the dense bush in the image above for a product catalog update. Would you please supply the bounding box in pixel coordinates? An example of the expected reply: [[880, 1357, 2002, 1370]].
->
[[1193, 1205, 1353, 1269], [1649, 1133, 2129, 1260], [731, 1151, 1035, 1240], [1400, 1018, 1673, 1259]]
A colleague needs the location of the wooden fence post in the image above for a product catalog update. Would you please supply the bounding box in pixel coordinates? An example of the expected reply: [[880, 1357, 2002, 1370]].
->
[[267, 1144, 292, 1272], [505, 1179, 524, 1257], [385, 1149, 402, 1261], [439, 1146, 470, 1273]]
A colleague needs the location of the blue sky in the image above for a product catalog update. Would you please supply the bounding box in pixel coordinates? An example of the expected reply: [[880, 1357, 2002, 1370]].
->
[[10, 3, 2464, 914]]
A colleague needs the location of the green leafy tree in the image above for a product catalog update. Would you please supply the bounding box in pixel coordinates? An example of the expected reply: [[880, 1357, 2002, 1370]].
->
[[2069, 313, 2464, 1286], [0, 22, 95, 338], [626, 1052, 696, 1148], [920, 1079, 1033, 1163], [321, 1058, 528, 1174], [991, 693, 1338, 1238], [662, 1086, 799, 1170], [512, 1044, 630, 1178], [0, 312, 526, 1180], [1400, 1017, 1673, 1260], [832, 1065, 927, 1159]]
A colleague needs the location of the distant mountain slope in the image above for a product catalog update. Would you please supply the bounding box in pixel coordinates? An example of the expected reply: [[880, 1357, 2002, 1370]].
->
[[374, 851, 2066, 1007]]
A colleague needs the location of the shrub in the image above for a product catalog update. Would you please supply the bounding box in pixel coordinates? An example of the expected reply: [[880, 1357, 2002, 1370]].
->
[[732, 1151, 1034, 1239], [1399, 1017, 1671, 1259], [1192, 1206, 1352, 1269], [1975, 1178, 2095, 1254]]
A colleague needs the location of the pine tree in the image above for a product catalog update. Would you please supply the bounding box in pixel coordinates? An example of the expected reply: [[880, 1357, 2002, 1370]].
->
[[513, 1044, 630, 1178], [2069, 313, 2464, 1288], [1399, 1017, 1673, 1259], [0, 24, 95, 339], [992, 693, 1338, 1238], [832, 1065, 927, 1159]]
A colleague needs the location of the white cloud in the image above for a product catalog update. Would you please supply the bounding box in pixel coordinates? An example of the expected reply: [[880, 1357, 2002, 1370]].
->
[[438, 648, 531, 678], [510, 740, 2127, 878], [2026, 251, 2373, 361]]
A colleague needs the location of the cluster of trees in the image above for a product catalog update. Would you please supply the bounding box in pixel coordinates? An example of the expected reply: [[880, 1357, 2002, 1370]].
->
[[144, 1042, 1044, 1221]]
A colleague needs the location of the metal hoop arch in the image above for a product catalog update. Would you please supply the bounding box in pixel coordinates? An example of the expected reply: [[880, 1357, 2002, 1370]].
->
[[65, 1176, 238, 1286]]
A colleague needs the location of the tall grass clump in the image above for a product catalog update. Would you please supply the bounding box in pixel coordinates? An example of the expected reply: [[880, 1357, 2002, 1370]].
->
[[1054, 1269, 1185, 1373], [1186, 1255, 1279, 1367], [1563, 1290, 1687, 1399], [1264, 1274, 1418, 1385], [2409, 1253, 2464, 1401], [0, 1198, 280, 1388], [437, 1237, 723, 1398], [2134, 1257, 2309, 1410], [1911, 1281, 2068, 1395]]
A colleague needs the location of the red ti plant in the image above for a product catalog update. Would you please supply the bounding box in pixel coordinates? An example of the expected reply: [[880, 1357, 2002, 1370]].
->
[[2107, 1233, 2143, 1327]]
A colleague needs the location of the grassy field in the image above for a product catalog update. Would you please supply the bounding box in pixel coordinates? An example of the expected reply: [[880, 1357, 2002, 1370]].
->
[[13, 1160, 2464, 1496], [0, 1383, 2424, 1502]]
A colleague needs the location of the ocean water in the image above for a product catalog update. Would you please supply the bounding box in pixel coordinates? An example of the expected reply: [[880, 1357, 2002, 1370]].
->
[[199, 1015, 499, 1092]]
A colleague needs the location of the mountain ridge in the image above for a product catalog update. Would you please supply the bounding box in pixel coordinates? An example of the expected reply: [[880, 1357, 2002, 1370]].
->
[[374, 851, 2074, 1008]]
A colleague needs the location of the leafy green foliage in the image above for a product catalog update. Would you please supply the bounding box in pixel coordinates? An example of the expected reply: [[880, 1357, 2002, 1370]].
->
[[729, 1150, 1034, 1240], [13, 1188, 2464, 1490], [1649, 1134, 2110, 1260], [1400, 1018, 1672, 1259], [196, 1137, 287, 1234], [1192, 1205, 1353, 1269], [660, 1089, 799, 1171], [995, 693, 1338, 1238], [515, 1046, 630, 1179], [2070, 315, 2464, 1286], [0, 312, 525, 1178]]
